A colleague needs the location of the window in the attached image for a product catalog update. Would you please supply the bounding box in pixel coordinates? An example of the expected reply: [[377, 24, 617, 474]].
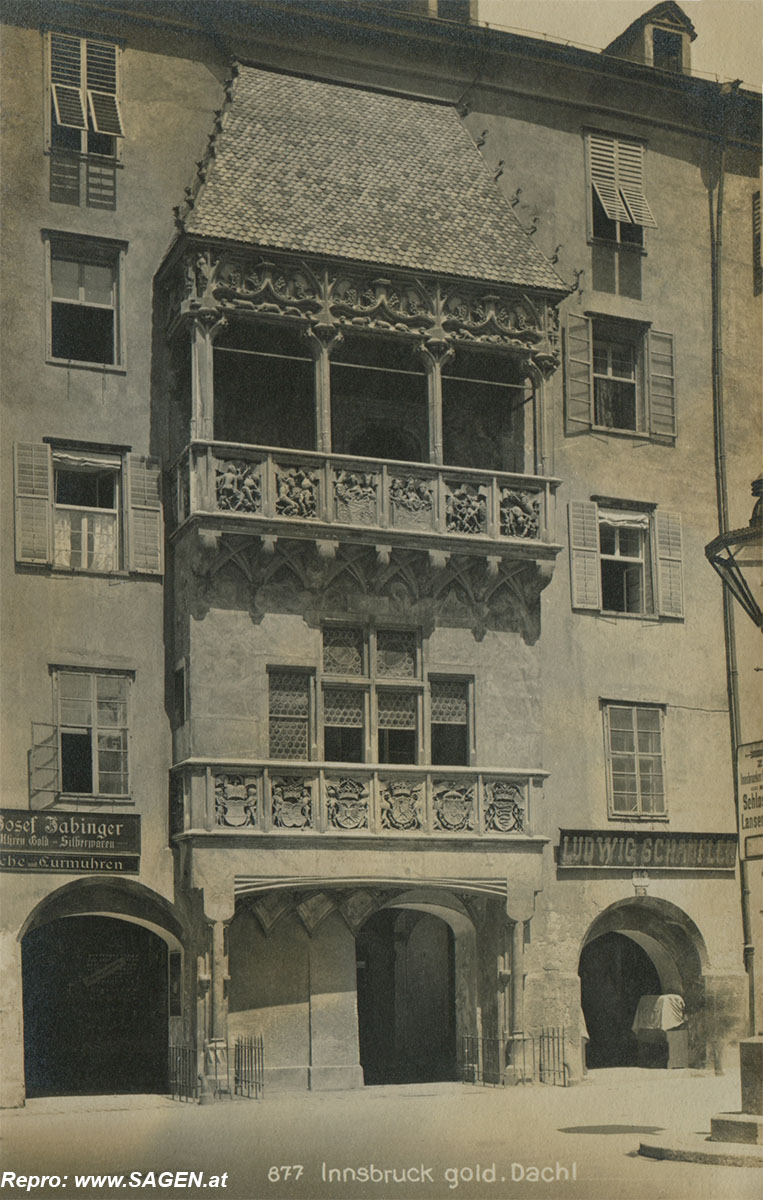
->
[[267, 628, 471, 765], [565, 315, 676, 439], [56, 669, 130, 796], [47, 33, 123, 208], [568, 500, 683, 619], [652, 28, 683, 73], [603, 702, 666, 817], [14, 442, 162, 574], [47, 236, 124, 366], [587, 133, 655, 297]]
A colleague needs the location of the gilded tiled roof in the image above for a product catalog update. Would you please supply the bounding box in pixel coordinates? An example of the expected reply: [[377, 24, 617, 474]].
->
[[185, 66, 567, 292]]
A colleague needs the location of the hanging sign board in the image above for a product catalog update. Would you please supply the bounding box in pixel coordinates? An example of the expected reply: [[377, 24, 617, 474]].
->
[[737, 740, 763, 860], [0, 809, 140, 874]]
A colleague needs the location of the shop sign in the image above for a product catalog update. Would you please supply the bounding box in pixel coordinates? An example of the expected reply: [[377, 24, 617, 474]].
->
[[0, 808, 140, 874], [737, 740, 763, 860], [557, 829, 737, 870]]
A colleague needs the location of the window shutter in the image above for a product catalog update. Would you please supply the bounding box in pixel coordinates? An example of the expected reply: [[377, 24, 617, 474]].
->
[[617, 140, 657, 228], [29, 722, 61, 805], [86, 41, 124, 136], [589, 135, 630, 224], [127, 455, 163, 574], [50, 33, 87, 130], [568, 500, 601, 610], [655, 510, 684, 618], [14, 443, 52, 564], [648, 330, 677, 439], [564, 314, 594, 432]]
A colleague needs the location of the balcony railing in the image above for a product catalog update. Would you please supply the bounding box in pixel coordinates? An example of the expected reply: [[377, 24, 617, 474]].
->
[[170, 761, 545, 841], [173, 442, 559, 550]]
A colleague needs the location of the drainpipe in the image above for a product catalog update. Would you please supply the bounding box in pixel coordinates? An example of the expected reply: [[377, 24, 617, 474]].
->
[[710, 79, 755, 1034]]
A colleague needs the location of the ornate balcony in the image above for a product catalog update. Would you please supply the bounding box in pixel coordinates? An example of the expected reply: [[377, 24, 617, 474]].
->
[[170, 761, 546, 842], [173, 441, 560, 561]]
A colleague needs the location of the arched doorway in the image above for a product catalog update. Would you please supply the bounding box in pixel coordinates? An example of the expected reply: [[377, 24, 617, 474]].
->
[[578, 898, 710, 1070], [22, 915, 169, 1096], [579, 931, 662, 1067], [356, 908, 456, 1084]]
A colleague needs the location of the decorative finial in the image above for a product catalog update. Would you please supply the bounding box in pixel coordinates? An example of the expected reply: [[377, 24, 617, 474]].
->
[[510, 187, 522, 207], [493, 160, 504, 181]]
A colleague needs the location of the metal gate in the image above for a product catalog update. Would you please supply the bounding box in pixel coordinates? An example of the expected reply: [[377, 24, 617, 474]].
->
[[168, 1044, 198, 1102], [234, 1034, 264, 1099]]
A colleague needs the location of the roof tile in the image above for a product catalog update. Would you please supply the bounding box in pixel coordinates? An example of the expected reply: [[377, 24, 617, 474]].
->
[[186, 66, 566, 292]]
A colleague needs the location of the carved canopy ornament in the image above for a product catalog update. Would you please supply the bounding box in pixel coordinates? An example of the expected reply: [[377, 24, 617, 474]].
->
[[166, 245, 562, 373]]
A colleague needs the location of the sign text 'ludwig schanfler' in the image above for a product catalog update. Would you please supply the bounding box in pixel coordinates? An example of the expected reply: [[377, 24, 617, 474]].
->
[[0, 809, 140, 874], [557, 829, 737, 870]]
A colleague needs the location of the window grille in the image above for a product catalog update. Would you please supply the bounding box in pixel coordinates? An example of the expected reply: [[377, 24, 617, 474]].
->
[[323, 627, 364, 675], [268, 671, 310, 759], [323, 688, 364, 727], [431, 679, 468, 723], [376, 630, 417, 678], [377, 691, 416, 729]]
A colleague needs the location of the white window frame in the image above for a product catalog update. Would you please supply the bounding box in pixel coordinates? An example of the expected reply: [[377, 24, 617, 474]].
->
[[568, 499, 684, 620], [14, 440, 163, 575], [565, 314, 676, 441], [602, 700, 667, 820], [44, 232, 127, 370], [53, 667, 132, 799]]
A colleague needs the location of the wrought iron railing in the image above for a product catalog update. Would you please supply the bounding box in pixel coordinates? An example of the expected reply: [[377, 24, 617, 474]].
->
[[459, 1029, 568, 1087], [168, 1044, 198, 1102], [234, 1034, 264, 1099], [171, 761, 544, 839], [173, 441, 559, 547]]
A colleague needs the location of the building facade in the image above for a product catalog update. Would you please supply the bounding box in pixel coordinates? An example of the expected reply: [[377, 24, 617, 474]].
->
[[1, 0, 761, 1106]]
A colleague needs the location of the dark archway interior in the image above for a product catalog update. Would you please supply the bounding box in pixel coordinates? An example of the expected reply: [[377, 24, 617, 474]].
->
[[579, 931, 663, 1068], [356, 908, 456, 1085], [22, 915, 169, 1097]]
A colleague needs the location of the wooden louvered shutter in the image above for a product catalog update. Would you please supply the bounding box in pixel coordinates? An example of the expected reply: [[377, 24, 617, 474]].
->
[[655, 511, 684, 618], [15, 443, 53, 564], [30, 723, 60, 805], [617, 140, 657, 228], [565, 314, 594, 432], [589, 135, 630, 224], [127, 456, 163, 574], [648, 330, 677, 439], [50, 33, 87, 130], [86, 40, 124, 136], [568, 501, 601, 610]]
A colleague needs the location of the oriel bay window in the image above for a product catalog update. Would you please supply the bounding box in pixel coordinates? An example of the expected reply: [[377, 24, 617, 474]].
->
[[267, 627, 472, 765]]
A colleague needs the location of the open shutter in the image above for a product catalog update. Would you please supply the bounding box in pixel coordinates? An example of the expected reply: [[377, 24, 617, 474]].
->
[[655, 510, 684, 618], [15, 443, 52, 564], [648, 330, 677, 439], [617, 140, 657, 228], [29, 723, 60, 806], [564, 314, 594, 432], [50, 33, 87, 131], [568, 500, 601, 610], [127, 455, 163, 574], [86, 40, 124, 136], [589, 135, 630, 224]]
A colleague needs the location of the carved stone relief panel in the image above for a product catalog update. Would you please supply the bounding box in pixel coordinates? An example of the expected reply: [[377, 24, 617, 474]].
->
[[389, 475, 435, 530], [499, 490, 540, 539], [271, 776, 313, 829], [326, 776, 370, 831], [433, 781, 476, 832], [274, 465, 318, 519], [334, 471, 379, 526], [445, 481, 488, 535], [216, 459, 263, 513], [484, 780, 525, 833], [214, 774, 259, 828], [380, 779, 424, 831]]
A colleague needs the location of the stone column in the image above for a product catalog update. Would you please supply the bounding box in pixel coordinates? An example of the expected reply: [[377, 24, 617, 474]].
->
[[198, 891, 233, 1101], [305, 325, 343, 453], [190, 311, 226, 442], [417, 338, 454, 465], [505, 883, 540, 1081]]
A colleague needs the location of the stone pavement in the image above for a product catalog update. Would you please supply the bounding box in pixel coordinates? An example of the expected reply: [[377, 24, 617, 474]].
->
[[1, 1068, 761, 1200]]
